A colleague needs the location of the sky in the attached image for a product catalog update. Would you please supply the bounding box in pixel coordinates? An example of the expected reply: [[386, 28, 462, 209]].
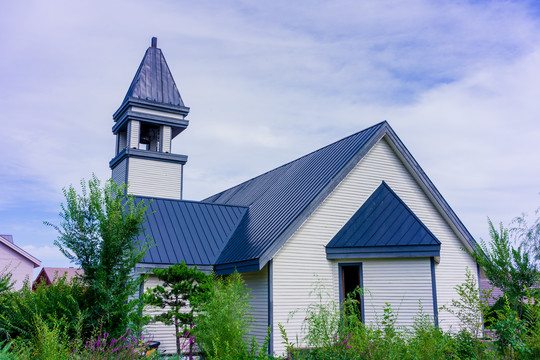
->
[[1, 0, 539, 275]]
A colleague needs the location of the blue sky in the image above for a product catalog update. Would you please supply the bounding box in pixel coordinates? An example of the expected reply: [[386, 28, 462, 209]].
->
[[1, 0, 539, 274]]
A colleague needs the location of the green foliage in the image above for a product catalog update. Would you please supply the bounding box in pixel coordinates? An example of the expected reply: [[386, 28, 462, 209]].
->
[[0, 275, 84, 343], [468, 219, 538, 311], [302, 282, 340, 349], [144, 261, 209, 355], [192, 272, 255, 359], [491, 295, 529, 358], [0, 270, 13, 296], [440, 266, 489, 353], [45, 175, 152, 337]]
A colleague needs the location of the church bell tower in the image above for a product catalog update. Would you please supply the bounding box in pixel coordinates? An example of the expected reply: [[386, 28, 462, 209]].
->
[[110, 37, 189, 199]]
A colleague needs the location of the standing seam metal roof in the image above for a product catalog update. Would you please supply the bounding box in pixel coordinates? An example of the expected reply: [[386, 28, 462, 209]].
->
[[137, 197, 248, 266], [123, 45, 184, 107], [204, 122, 385, 266], [326, 181, 441, 249]]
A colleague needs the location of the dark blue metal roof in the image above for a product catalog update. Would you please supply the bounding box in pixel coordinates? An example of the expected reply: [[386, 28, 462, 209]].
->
[[204, 122, 386, 272], [123, 38, 185, 107], [136, 197, 247, 266], [326, 182, 441, 259]]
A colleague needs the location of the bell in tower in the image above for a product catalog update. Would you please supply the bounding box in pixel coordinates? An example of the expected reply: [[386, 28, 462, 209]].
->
[[110, 37, 189, 200]]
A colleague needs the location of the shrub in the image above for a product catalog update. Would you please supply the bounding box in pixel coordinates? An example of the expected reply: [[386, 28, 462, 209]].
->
[[192, 272, 255, 359], [0, 276, 84, 343]]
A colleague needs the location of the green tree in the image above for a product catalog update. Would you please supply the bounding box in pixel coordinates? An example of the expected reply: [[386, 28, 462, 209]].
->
[[468, 219, 538, 312], [192, 272, 254, 358], [144, 261, 209, 356], [46, 175, 152, 337]]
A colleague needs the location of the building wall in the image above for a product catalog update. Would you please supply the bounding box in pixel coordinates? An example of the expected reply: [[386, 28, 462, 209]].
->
[[111, 158, 127, 186], [243, 265, 269, 347], [143, 267, 269, 355], [127, 158, 182, 199], [143, 274, 180, 354], [335, 258, 433, 328], [271, 136, 477, 355], [0, 244, 36, 290]]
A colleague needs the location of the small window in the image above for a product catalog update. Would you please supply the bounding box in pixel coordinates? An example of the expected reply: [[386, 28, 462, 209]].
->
[[340, 264, 363, 320]]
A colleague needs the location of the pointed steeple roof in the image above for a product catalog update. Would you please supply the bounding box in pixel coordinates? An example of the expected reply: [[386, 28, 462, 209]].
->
[[123, 37, 185, 107]]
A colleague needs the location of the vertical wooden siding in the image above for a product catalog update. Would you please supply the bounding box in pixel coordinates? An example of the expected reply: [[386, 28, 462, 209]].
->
[[271, 137, 476, 355]]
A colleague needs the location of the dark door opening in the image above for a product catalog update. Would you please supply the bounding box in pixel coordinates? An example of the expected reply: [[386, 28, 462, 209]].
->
[[341, 265, 362, 319]]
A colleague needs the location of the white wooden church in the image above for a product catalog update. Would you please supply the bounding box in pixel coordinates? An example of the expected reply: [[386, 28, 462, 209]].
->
[[109, 38, 480, 355]]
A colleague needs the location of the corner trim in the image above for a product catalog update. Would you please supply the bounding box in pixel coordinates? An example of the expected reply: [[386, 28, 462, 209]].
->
[[430, 257, 439, 326], [268, 260, 274, 355]]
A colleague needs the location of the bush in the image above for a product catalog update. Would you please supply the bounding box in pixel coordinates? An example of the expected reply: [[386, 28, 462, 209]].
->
[[0, 276, 84, 343], [192, 272, 263, 359]]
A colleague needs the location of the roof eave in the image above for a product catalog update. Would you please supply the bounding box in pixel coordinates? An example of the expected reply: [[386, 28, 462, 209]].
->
[[0, 237, 41, 267]]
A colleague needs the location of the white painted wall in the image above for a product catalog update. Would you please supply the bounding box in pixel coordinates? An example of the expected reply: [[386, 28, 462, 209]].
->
[[143, 268, 268, 355], [271, 136, 477, 355], [143, 275, 178, 354], [127, 158, 182, 199], [162, 126, 172, 153], [129, 120, 140, 149], [243, 265, 269, 347], [0, 244, 36, 290]]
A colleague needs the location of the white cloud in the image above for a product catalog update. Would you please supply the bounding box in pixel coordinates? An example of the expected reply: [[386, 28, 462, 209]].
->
[[1, 0, 539, 251]]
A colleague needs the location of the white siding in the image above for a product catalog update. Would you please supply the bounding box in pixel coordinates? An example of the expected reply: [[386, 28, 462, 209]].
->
[[271, 137, 476, 355], [129, 120, 140, 149], [127, 158, 182, 199], [111, 158, 127, 186], [143, 275, 178, 354], [361, 258, 433, 328], [243, 266, 269, 347], [143, 270, 268, 354], [162, 126, 172, 153], [118, 131, 127, 154]]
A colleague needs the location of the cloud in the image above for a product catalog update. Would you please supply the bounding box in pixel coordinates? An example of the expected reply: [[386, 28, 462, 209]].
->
[[1, 0, 539, 255]]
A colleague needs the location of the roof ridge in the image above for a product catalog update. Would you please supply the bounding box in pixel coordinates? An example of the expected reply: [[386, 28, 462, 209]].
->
[[204, 121, 387, 203]]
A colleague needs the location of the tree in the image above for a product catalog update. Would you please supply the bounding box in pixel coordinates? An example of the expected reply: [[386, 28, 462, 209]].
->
[[144, 261, 209, 356], [468, 219, 538, 313], [512, 205, 540, 263], [192, 272, 254, 358], [46, 175, 152, 337]]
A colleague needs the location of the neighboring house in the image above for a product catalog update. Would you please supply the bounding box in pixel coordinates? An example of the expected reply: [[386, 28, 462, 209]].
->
[[109, 38, 480, 354], [0, 234, 41, 291], [32, 267, 83, 290]]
